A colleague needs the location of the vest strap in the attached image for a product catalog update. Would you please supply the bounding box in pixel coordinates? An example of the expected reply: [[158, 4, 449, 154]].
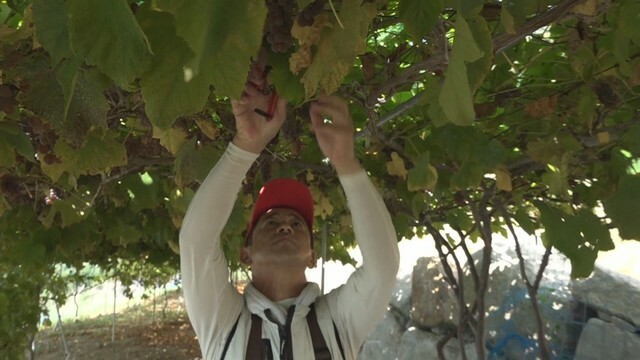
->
[[246, 313, 263, 360]]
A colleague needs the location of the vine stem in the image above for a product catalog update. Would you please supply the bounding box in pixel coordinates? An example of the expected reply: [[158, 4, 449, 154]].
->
[[496, 200, 551, 360], [327, 0, 344, 29], [55, 302, 71, 360]]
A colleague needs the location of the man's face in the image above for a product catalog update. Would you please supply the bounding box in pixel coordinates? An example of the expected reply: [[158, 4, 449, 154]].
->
[[242, 208, 315, 268]]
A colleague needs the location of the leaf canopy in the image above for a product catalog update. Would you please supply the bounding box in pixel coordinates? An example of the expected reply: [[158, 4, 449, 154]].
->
[[1, 0, 640, 355]]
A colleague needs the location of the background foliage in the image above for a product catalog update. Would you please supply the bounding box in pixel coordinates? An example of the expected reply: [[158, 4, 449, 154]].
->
[[1, 0, 639, 357]]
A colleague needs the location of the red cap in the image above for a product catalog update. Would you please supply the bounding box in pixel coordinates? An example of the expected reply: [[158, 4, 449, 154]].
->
[[245, 178, 314, 245]]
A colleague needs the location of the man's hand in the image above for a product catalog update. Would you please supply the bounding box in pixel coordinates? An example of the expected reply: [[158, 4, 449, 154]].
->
[[231, 54, 287, 154], [309, 95, 362, 175]]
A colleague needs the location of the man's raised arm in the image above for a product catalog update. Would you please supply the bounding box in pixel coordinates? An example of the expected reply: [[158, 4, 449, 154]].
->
[[179, 57, 288, 356], [309, 96, 400, 356]]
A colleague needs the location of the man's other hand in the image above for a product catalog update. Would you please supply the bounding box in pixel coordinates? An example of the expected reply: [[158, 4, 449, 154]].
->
[[309, 95, 362, 175]]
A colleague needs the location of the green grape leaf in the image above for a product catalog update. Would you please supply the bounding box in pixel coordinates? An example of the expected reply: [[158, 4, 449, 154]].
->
[[33, 0, 74, 65], [39, 198, 86, 228], [173, 0, 267, 98], [67, 0, 152, 87], [603, 175, 640, 240], [174, 139, 223, 187], [466, 16, 493, 92], [151, 0, 185, 13], [105, 217, 143, 247], [500, 0, 527, 34], [537, 203, 612, 278], [138, 8, 210, 129], [0, 195, 10, 218], [573, 209, 615, 251], [398, 0, 443, 41], [513, 207, 537, 235], [0, 122, 33, 163], [439, 16, 484, 126], [266, 49, 305, 104], [121, 172, 163, 213], [618, 0, 640, 47], [450, 161, 484, 190], [301, 0, 378, 97], [457, 0, 483, 17], [621, 123, 640, 154], [42, 132, 127, 183], [407, 152, 438, 191]]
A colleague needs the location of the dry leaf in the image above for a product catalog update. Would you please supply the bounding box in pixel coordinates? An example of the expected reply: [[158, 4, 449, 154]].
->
[[495, 168, 513, 192], [525, 95, 558, 118], [290, 13, 329, 75], [195, 117, 219, 140]]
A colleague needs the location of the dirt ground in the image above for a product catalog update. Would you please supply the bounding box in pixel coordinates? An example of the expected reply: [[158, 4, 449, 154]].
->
[[34, 294, 202, 360]]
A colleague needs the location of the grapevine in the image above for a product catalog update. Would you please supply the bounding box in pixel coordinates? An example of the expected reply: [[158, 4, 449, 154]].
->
[[264, 0, 297, 53], [297, 0, 327, 27]]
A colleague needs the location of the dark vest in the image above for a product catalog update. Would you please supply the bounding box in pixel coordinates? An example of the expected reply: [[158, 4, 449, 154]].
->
[[221, 304, 345, 360]]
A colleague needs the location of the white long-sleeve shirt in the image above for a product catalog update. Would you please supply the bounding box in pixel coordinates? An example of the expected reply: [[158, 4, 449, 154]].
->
[[179, 143, 399, 359]]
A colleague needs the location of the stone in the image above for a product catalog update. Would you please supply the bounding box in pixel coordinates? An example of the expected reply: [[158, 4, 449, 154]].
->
[[397, 327, 477, 360], [574, 318, 640, 360], [410, 238, 575, 358], [611, 316, 636, 333], [570, 266, 640, 327], [390, 273, 412, 323], [358, 308, 405, 360], [410, 256, 457, 328]]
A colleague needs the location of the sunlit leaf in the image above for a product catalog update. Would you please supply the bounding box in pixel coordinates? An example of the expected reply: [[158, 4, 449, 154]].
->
[[603, 175, 640, 240], [439, 15, 484, 126]]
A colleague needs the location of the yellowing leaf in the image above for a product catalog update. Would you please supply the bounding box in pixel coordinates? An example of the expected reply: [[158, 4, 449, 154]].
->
[[306, 171, 315, 182], [386, 152, 408, 179], [195, 116, 219, 141], [310, 186, 333, 220], [572, 0, 597, 16], [242, 193, 254, 208], [495, 168, 513, 192], [153, 126, 188, 155], [597, 131, 611, 145], [301, 0, 377, 97], [290, 13, 329, 75]]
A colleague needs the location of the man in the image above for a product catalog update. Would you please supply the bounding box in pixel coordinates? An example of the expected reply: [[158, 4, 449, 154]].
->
[[179, 60, 399, 359]]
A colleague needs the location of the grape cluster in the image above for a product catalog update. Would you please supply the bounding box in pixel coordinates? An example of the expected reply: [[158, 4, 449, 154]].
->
[[265, 0, 297, 53], [28, 116, 61, 165], [297, 0, 327, 27]]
